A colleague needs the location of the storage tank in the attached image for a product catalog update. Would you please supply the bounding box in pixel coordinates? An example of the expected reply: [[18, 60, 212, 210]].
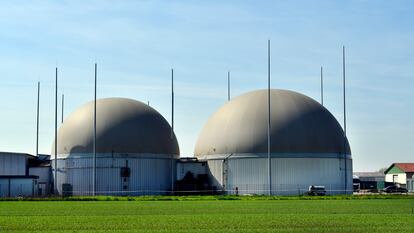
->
[[194, 89, 352, 195], [52, 98, 179, 195]]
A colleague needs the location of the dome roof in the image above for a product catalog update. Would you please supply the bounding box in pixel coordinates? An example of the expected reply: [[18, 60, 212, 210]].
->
[[53, 98, 179, 156], [194, 89, 350, 156]]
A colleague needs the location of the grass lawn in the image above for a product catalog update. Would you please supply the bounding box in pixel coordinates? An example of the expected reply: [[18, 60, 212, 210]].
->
[[0, 196, 413, 232]]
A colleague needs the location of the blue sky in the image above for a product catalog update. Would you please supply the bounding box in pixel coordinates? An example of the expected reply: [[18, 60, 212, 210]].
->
[[0, 0, 413, 171]]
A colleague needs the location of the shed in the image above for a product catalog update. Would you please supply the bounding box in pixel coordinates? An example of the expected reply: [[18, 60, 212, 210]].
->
[[384, 163, 414, 188]]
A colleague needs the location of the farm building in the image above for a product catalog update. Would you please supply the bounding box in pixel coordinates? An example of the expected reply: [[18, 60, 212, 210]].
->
[[0, 152, 50, 197], [194, 89, 352, 195], [52, 97, 179, 196], [384, 163, 414, 189], [353, 172, 385, 192]]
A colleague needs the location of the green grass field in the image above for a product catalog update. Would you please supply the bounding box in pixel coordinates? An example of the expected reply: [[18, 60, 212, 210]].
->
[[0, 196, 413, 232]]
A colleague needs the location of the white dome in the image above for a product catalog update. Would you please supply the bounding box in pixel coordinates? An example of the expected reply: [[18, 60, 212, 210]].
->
[[194, 89, 350, 156], [53, 98, 179, 156]]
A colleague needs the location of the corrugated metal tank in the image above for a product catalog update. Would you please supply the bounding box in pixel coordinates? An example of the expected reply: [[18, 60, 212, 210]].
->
[[52, 98, 179, 196], [201, 155, 352, 195], [195, 89, 353, 195], [55, 153, 177, 195]]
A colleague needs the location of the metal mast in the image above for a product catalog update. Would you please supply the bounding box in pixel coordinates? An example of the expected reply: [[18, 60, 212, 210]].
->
[[171, 68, 174, 139], [321, 66, 324, 106], [93, 63, 97, 196], [171, 68, 175, 193], [227, 71, 230, 101], [342, 46, 347, 193], [54, 67, 58, 194], [267, 40, 272, 195], [36, 82, 40, 157]]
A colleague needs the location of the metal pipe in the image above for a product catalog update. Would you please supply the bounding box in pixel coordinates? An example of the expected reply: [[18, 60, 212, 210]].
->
[[171, 68, 175, 193], [267, 39, 272, 195], [222, 153, 234, 193], [36, 82, 40, 157], [342, 46, 347, 193], [93, 63, 97, 196], [171, 68, 174, 139], [54, 67, 58, 194]]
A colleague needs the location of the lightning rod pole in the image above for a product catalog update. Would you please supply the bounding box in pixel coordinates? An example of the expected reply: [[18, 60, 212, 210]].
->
[[342, 46, 347, 193], [93, 63, 97, 196], [267, 40, 272, 196]]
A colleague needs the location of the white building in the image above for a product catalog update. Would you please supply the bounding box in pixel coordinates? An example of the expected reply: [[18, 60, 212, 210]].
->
[[0, 152, 40, 197], [52, 98, 179, 196], [194, 89, 352, 195], [384, 163, 414, 188]]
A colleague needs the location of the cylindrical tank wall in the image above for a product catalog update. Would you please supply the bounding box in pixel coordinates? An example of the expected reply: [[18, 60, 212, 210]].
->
[[206, 156, 353, 195], [52, 154, 176, 196]]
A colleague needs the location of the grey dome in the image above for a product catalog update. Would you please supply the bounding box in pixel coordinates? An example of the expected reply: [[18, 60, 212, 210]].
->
[[194, 89, 350, 156], [53, 98, 179, 156]]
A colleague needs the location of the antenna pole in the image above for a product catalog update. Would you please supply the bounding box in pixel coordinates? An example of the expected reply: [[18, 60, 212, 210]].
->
[[61, 94, 64, 123], [321, 66, 324, 106], [36, 82, 40, 157], [227, 71, 230, 101], [342, 46, 347, 193], [267, 40, 272, 196], [54, 67, 58, 194], [93, 63, 97, 196]]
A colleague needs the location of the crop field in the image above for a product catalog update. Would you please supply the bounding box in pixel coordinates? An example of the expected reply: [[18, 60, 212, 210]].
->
[[0, 196, 413, 232]]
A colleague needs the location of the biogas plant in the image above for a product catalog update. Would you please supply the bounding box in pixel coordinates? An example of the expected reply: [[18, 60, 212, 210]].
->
[[45, 89, 352, 195], [53, 89, 351, 196], [0, 88, 352, 197], [0, 46, 352, 197]]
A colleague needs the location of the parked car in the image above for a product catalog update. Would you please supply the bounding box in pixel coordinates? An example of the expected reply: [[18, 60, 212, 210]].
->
[[306, 185, 326, 196], [383, 185, 408, 193]]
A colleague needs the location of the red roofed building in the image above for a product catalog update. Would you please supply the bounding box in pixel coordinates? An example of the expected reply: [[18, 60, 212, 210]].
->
[[384, 163, 414, 190]]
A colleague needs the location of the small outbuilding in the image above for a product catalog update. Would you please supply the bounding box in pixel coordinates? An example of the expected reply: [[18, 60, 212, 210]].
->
[[353, 172, 385, 192], [384, 163, 414, 188], [0, 152, 40, 197]]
